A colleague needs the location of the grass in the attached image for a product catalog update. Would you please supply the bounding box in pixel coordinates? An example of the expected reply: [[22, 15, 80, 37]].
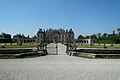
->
[[1, 43, 120, 49], [0, 43, 37, 48], [77, 43, 120, 49], [0, 43, 42, 59]]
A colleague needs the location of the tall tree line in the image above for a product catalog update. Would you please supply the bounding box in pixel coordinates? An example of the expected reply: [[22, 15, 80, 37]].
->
[[0, 32, 37, 43], [0, 33, 12, 43], [97, 28, 120, 43], [77, 28, 120, 44]]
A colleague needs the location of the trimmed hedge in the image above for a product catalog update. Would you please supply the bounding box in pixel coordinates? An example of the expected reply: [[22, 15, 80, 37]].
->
[[0, 39, 12, 43], [98, 40, 115, 44], [0, 49, 32, 54]]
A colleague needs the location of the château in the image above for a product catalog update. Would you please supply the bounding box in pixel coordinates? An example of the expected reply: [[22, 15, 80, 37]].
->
[[37, 28, 74, 44]]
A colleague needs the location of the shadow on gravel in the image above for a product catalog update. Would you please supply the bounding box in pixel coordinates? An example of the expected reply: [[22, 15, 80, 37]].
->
[[0, 53, 42, 59]]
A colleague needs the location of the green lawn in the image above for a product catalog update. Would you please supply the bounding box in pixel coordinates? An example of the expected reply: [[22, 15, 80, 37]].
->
[[77, 43, 120, 49], [0, 43, 37, 48], [1, 43, 120, 49]]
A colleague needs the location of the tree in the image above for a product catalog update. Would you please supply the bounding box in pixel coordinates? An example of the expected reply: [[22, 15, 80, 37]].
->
[[0, 32, 12, 43], [21, 34, 25, 38], [27, 35, 30, 38], [13, 34, 25, 38], [113, 30, 115, 35], [91, 34, 97, 39], [85, 36, 90, 39], [107, 34, 112, 40], [32, 35, 37, 39], [117, 28, 120, 35], [13, 34, 21, 38], [77, 35, 85, 39], [13, 33, 25, 45], [102, 33, 107, 39], [97, 33, 101, 39], [0, 32, 11, 39]]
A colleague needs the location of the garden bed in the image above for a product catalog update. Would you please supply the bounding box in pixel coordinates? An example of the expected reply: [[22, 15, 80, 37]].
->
[[70, 48, 120, 59], [0, 48, 43, 59]]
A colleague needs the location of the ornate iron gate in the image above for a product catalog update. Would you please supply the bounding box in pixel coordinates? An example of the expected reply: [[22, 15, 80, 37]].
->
[[47, 43, 58, 55]]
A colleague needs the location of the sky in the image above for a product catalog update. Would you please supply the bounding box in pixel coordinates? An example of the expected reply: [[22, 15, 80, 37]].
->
[[0, 0, 120, 38]]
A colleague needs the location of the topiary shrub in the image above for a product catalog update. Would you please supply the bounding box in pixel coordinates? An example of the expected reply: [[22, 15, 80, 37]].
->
[[104, 46, 107, 48], [1, 46, 6, 48], [111, 45, 113, 46]]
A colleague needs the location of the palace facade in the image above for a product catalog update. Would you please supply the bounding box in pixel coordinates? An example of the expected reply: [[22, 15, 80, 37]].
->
[[37, 28, 74, 44]]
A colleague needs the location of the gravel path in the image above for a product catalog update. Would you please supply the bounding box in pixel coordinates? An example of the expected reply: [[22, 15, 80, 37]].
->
[[0, 43, 120, 80]]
